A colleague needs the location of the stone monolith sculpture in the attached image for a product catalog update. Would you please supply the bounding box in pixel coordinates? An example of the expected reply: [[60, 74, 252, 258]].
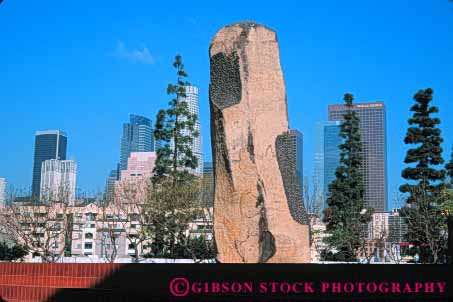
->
[[209, 22, 310, 263]]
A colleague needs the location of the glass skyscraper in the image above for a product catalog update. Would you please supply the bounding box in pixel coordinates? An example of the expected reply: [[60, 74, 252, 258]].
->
[[120, 114, 154, 171], [328, 101, 387, 212], [314, 121, 342, 213], [323, 122, 342, 200], [31, 130, 67, 198]]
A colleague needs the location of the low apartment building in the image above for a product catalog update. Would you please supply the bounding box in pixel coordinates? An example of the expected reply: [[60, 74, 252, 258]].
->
[[1, 201, 213, 262]]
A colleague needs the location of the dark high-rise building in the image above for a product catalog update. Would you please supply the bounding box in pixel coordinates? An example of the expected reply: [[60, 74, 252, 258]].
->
[[328, 101, 387, 212], [120, 114, 154, 171], [31, 130, 67, 198]]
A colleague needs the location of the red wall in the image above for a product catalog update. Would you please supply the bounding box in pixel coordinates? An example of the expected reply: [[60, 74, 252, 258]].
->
[[0, 263, 122, 302]]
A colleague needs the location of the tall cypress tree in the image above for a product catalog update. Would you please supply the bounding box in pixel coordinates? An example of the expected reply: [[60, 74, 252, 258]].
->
[[446, 146, 453, 187], [400, 88, 445, 200], [399, 88, 447, 263], [153, 54, 199, 186], [147, 55, 203, 258], [323, 93, 372, 261]]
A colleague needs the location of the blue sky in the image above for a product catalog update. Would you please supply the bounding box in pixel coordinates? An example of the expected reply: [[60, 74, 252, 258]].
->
[[1, 0, 452, 208]]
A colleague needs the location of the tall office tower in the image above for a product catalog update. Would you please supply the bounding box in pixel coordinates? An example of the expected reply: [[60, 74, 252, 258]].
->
[[182, 86, 203, 175], [324, 122, 342, 200], [328, 101, 387, 212], [0, 178, 6, 207], [105, 164, 120, 202], [313, 121, 342, 213], [32, 130, 67, 198], [287, 130, 304, 209], [40, 159, 77, 205], [120, 114, 154, 171]]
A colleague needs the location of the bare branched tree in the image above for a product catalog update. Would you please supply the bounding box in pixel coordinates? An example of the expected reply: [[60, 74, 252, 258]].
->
[[114, 178, 151, 262], [96, 203, 123, 263], [303, 176, 323, 218], [0, 186, 72, 262], [385, 241, 403, 264], [400, 186, 448, 263], [359, 227, 387, 264], [303, 176, 325, 259]]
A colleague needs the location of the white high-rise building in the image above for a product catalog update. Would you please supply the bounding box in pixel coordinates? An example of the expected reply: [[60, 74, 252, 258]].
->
[[40, 159, 77, 205], [0, 178, 6, 207], [181, 86, 203, 175]]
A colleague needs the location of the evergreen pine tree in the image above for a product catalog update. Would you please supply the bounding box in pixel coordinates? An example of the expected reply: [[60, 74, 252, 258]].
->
[[400, 88, 446, 200], [446, 146, 453, 187], [153, 54, 199, 186], [399, 88, 447, 263], [147, 55, 207, 260], [323, 93, 372, 261]]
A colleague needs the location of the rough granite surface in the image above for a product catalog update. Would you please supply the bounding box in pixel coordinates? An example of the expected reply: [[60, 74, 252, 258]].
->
[[209, 21, 310, 263]]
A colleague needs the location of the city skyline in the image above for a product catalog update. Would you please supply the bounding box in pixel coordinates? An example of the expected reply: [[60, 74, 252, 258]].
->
[[1, 0, 452, 210], [1, 93, 450, 210]]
